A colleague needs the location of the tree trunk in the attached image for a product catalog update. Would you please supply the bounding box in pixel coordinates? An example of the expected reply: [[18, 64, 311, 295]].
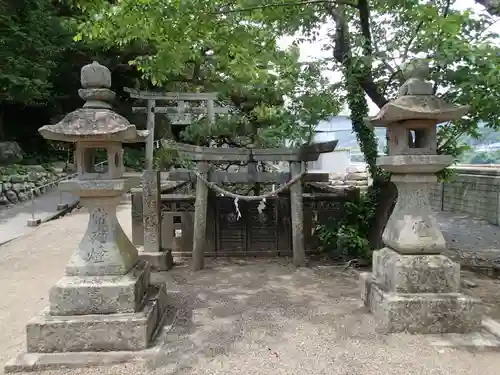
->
[[368, 180, 398, 249], [0, 104, 4, 141]]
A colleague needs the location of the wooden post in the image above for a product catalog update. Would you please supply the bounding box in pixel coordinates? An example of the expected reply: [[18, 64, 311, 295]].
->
[[207, 99, 215, 124], [145, 99, 156, 170], [207, 99, 215, 147], [192, 161, 209, 271], [290, 161, 306, 267]]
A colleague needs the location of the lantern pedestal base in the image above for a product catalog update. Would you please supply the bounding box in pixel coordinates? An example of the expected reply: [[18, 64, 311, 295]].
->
[[4, 284, 170, 373], [360, 248, 482, 334], [48, 260, 151, 316]]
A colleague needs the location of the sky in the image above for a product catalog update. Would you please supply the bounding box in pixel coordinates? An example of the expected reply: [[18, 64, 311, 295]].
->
[[277, 0, 499, 116]]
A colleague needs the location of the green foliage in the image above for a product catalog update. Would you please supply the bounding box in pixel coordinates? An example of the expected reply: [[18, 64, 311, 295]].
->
[[344, 62, 385, 181], [316, 191, 377, 262], [461, 150, 500, 165], [0, 164, 28, 177], [72, 0, 342, 149], [0, 0, 68, 104], [123, 148, 145, 170], [154, 146, 181, 170]]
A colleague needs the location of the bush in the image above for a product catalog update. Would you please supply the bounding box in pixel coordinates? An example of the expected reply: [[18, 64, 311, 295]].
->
[[316, 190, 376, 262]]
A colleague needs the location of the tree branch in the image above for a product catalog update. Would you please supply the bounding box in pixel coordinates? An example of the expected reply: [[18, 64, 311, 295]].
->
[[358, 0, 373, 57], [474, 0, 500, 17], [401, 20, 423, 63], [433, 0, 452, 94], [327, 2, 388, 108], [211, 0, 358, 15]]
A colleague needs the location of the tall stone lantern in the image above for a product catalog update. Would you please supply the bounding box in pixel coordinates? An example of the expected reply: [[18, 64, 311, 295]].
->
[[6, 62, 168, 371], [360, 59, 482, 334]]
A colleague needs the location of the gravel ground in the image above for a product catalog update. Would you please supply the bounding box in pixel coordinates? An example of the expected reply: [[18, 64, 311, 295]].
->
[[1, 203, 500, 375]]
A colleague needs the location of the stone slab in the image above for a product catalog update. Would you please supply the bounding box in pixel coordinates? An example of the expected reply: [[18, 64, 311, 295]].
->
[[26, 283, 167, 353], [4, 303, 177, 373], [49, 261, 150, 315], [482, 318, 500, 339], [131, 189, 144, 246], [372, 247, 460, 293], [425, 330, 500, 352], [139, 249, 173, 271], [142, 170, 161, 253], [360, 272, 482, 334]]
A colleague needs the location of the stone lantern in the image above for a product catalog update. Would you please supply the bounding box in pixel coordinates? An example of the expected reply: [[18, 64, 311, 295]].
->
[[6, 62, 168, 371], [360, 59, 481, 334]]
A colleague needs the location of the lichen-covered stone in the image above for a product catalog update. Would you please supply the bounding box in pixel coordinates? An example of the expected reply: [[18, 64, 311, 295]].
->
[[361, 57, 482, 336], [382, 179, 447, 255], [142, 170, 161, 253], [10, 61, 168, 366], [27, 284, 167, 353], [372, 247, 460, 294], [49, 261, 150, 316], [361, 274, 481, 334], [38, 61, 148, 144]]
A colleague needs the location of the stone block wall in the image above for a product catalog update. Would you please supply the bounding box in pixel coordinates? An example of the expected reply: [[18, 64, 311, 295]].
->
[[0, 165, 68, 206], [329, 165, 371, 191], [430, 165, 500, 225]]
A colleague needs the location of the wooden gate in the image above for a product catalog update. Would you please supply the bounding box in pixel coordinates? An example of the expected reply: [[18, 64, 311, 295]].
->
[[215, 196, 292, 257]]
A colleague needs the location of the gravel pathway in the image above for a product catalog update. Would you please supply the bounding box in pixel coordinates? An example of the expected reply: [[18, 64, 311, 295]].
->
[[0, 203, 500, 374]]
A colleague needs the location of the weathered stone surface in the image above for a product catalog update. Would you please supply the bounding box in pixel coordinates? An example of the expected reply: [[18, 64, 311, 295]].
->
[[377, 154, 454, 174], [346, 172, 367, 181], [131, 188, 144, 246], [9, 61, 167, 368], [372, 247, 460, 293], [361, 273, 481, 334], [142, 170, 161, 253], [382, 178, 446, 254], [5, 190, 18, 203], [0, 142, 23, 165], [361, 57, 482, 336], [290, 161, 306, 267], [63, 196, 139, 277], [139, 249, 173, 271], [38, 61, 148, 144], [49, 261, 150, 316], [27, 284, 167, 353], [368, 59, 469, 126], [81, 61, 112, 89]]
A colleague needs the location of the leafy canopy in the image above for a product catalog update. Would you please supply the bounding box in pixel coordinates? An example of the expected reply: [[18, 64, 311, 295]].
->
[[71, 0, 499, 158], [70, 0, 342, 147], [0, 0, 69, 104]]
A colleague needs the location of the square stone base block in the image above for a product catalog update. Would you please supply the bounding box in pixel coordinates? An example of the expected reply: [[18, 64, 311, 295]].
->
[[49, 261, 150, 315], [139, 249, 173, 271], [26, 283, 167, 354], [360, 272, 482, 334], [4, 302, 176, 373]]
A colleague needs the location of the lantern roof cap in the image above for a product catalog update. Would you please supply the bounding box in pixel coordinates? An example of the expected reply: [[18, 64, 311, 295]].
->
[[368, 58, 469, 127], [38, 61, 148, 143]]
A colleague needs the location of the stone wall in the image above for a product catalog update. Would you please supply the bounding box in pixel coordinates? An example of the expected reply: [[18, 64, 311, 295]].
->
[[430, 165, 500, 225], [0, 165, 68, 206], [328, 165, 371, 191]]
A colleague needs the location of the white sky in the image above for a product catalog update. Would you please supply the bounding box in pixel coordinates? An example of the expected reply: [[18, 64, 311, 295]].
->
[[277, 0, 499, 116]]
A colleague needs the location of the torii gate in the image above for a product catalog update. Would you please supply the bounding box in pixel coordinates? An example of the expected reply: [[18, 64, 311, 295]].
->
[[124, 87, 230, 268], [124, 88, 230, 169]]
